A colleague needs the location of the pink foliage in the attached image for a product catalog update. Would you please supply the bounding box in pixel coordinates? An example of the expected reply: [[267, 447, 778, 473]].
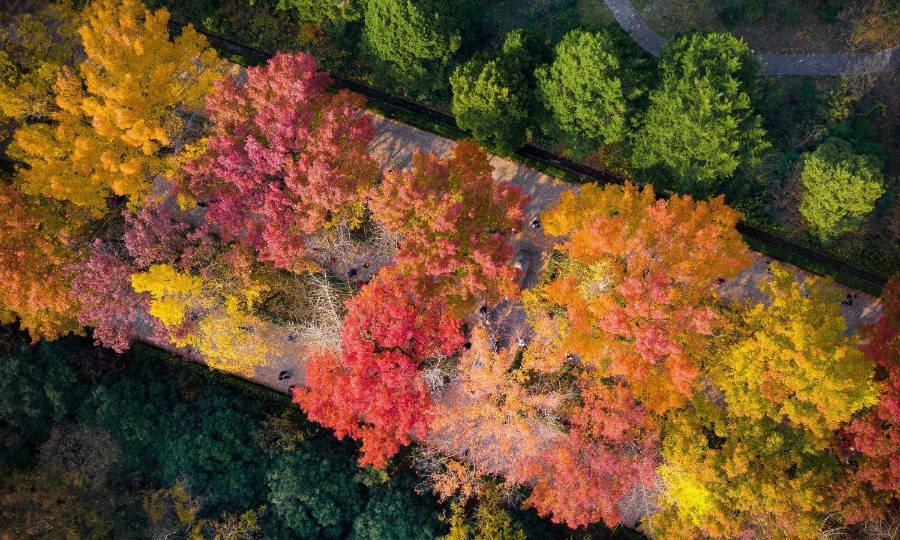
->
[[179, 52, 378, 272], [512, 381, 659, 528], [67, 240, 150, 353], [123, 198, 217, 274], [295, 267, 464, 467], [370, 140, 528, 307], [846, 279, 900, 502]]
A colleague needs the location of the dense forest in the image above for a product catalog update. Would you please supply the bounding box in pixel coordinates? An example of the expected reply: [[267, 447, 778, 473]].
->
[[0, 0, 898, 538]]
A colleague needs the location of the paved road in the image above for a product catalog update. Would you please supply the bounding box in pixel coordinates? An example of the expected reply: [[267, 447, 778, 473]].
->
[[604, 0, 900, 75]]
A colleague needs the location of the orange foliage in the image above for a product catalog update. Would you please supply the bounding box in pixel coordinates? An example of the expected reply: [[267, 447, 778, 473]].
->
[[531, 182, 751, 412], [0, 184, 83, 340]]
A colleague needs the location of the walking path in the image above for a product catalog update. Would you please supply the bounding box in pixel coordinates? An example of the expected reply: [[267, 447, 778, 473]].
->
[[603, 0, 900, 76], [138, 110, 883, 526]]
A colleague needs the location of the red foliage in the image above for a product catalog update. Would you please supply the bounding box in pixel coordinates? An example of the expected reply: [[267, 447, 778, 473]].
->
[[511, 380, 658, 528], [122, 197, 212, 270], [370, 140, 528, 310], [179, 52, 378, 272], [295, 267, 464, 467], [67, 240, 153, 353], [839, 278, 900, 520]]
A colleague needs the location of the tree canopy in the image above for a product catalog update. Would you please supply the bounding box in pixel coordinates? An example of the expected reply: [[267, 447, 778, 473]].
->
[[632, 32, 768, 192], [536, 29, 629, 155], [799, 137, 885, 241]]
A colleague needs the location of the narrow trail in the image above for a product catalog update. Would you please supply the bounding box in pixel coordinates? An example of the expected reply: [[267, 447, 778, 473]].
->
[[603, 0, 900, 75]]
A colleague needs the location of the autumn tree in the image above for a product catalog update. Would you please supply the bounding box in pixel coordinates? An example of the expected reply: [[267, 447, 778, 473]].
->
[[0, 2, 81, 130], [67, 240, 152, 353], [0, 424, 124, 538], [12, 0, 221, 215], [799, 137, 885, 242], [512, 378, 658, 529], [370, 140, 527, 312], [130, 263, 270, 374], [178, 51, 378, 272], [837, 278, 900, 522], [713, 263, 879, 445], [295, 267, 464, 467], [430, 325, 564, 473], [526, 182, 750, 412], [0, 183, 83, 340], [652, 396, 839, 539], [631, 32, 768, 192]]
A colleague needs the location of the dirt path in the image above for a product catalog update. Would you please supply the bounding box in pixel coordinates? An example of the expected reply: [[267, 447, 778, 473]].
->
[[604, 0, 900, 75]]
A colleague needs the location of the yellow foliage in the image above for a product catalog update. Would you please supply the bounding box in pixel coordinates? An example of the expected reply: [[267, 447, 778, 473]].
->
[[713, 262, 879, 445], [11, 0, 223, 215], [131, 264, 269, 374]]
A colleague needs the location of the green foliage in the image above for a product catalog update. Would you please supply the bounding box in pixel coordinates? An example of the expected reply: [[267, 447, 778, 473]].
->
[[441, 482, 526, 539], [718, 0, 744, 27], [0, 339, 85, 439], [161, 389, 269, 509], [363, 0, 465, 96], [276, 0, 364, 34], [779, 4, 802, 26], [450, 29, 544, 151], [815, 0, 843, 23], [631, 32, 769, 194], [352, 475, 445, 539], [744, 0, 767, 22], [799, 137, 885, 241], [536, 29, 629, 155], [266, 441, 366, 538]]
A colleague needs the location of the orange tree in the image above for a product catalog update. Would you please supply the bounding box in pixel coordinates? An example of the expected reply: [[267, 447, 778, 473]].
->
[[525, 181, 751, 413]]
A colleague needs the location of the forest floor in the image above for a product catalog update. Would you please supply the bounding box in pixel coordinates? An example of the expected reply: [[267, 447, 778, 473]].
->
[[139, 109, 884, 525]]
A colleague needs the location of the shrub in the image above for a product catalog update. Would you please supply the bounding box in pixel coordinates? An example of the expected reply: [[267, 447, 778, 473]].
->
[[779, 4, 802, 26], [719, 0, 744, 27], [744, 0, 767, 22]]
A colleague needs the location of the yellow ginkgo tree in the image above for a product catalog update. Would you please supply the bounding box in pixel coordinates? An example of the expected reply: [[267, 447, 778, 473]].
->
[[713, 262, 879, 445], [131, 264, 269, 375], [12, 0, 223, 216]]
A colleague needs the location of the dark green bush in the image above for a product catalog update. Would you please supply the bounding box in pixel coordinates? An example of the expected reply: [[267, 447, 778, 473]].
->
[[815, 0, 843, 23], [744, 0, 767, 22], [779, 4, 802, 26], [719, 1, 744, 27]]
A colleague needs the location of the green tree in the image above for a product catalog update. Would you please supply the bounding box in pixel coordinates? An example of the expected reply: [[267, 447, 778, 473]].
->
[[0, 339, 85, 439], [266, 441, 366, 538], [450, 29, 545, 152], [632, 32, 769, 193], [442, 482, 526, 540], [276, 0, 364, 35], [536, 29, 629, 155], [799, 137, 885, 241], [352, 475, 445, 539], [161, 390, 268, 509], [363, 0, 464, 96]]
